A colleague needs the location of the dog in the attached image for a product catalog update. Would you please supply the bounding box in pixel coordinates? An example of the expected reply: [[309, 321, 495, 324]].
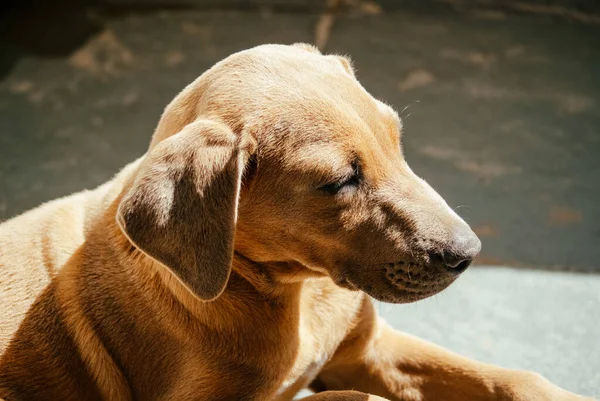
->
[[0, 43, 591, 401]]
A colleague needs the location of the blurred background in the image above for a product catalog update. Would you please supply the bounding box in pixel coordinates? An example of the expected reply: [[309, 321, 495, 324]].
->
[[1, 0, 599, 397]]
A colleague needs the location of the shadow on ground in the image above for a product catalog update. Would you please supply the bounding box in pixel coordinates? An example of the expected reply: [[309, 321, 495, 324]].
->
[[1, 2, 599, 271]]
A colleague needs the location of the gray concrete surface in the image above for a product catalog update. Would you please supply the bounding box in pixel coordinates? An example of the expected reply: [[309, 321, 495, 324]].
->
[[1, 3, 599, 398]]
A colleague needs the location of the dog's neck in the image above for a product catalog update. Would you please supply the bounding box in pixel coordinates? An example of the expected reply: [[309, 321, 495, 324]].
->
[[114, 235, 308, 331], [232, 251, 325, 297], [96, 175, 319, 331]]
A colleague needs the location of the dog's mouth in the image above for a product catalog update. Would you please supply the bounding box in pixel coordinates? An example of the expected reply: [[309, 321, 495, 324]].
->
[[333, 261, 458, 304]]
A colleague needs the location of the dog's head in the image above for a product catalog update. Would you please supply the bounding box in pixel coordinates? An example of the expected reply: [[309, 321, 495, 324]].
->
[[117, 44, 480, 304]]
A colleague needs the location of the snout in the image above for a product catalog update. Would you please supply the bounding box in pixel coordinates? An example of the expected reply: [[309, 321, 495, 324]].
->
[[432, 226, 481, 274], [322, 148, 485, 304], [334, 201, 483, 304]]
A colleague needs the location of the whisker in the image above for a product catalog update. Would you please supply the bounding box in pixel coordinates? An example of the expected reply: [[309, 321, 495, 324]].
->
[[399, 100, 420, 117]]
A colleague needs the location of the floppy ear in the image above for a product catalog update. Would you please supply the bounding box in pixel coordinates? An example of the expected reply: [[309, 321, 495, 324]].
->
[[117, 120, 254, 301]]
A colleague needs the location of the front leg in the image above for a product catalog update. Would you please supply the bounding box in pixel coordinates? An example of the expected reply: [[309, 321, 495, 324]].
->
[[312, 297, 592, 401], [300, 390, 389, 400]]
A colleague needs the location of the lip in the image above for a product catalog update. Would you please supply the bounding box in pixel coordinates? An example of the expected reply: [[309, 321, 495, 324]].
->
[[333, 275, 359, 291], [365, 276, 453, 303], [333, 263, 458, 304]]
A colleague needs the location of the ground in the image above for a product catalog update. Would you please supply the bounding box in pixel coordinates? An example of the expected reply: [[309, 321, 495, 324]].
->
[[0, 2, 598, 398]]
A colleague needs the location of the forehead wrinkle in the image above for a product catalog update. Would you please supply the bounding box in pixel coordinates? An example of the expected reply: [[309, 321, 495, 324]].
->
[[351, 107, 405, 187], [242, 60, 402, 179], [361, 112, 398, 161], [301, 97, 399, 182], [326, 87, 400, 151], [326, 70, 401, 135], [289, 142, 352, 178]]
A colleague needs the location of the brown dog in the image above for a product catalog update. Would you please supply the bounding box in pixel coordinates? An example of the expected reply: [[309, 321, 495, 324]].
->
[[0, 44, 590, 401]]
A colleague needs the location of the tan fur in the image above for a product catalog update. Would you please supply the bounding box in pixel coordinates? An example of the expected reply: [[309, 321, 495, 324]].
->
[[0, 44, 590, 400]]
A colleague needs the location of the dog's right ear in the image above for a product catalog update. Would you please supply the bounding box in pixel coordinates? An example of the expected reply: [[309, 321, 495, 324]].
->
[[117, 120, 255, 301]]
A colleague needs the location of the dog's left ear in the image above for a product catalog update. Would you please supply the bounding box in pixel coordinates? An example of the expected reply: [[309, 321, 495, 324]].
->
[[117, 120, 255, 301]]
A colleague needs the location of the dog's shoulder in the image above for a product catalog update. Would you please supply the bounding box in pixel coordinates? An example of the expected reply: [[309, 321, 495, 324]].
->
[[0, 192, 90, 353], [0, 157, 144, 354]]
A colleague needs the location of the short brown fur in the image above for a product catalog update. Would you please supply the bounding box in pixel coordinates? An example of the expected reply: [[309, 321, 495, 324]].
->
[[0, 44, 590, 400]]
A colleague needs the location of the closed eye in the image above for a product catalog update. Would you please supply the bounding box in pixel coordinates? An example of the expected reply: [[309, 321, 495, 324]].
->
[[318, 159, 362, 195]]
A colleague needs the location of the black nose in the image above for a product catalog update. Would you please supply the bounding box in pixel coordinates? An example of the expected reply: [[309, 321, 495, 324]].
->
[[439, 227, 481, 274], [442, 254, 473, 273]]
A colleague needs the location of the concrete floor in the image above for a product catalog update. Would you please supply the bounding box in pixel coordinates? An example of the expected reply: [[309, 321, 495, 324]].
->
[[1, 3, 599, 398]]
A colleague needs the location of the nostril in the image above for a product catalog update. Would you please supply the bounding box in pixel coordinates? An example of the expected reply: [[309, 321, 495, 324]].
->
[[450, 259, 472, 273], [441, 253, 473, 274], [428, 251, 473, 274]]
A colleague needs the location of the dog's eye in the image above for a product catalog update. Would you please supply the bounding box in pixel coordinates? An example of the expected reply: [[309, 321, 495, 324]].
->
[[318, 161, 361, 195]]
